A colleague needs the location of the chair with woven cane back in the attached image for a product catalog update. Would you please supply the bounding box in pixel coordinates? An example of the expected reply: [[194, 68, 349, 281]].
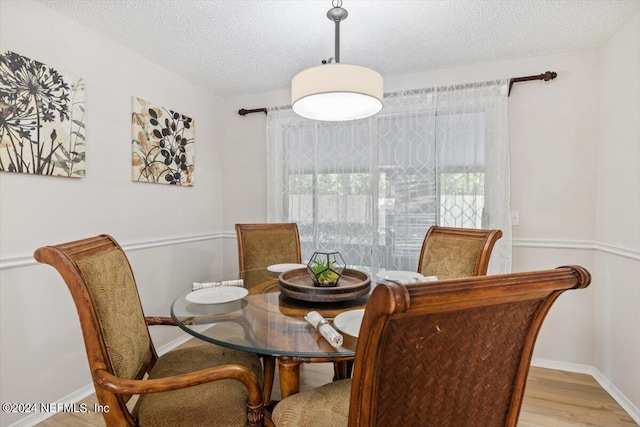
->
[[418, 225, 503, 279], [235, 223, 302, 405], [272, 265, 591, 427], [34, 234, 264, 427]]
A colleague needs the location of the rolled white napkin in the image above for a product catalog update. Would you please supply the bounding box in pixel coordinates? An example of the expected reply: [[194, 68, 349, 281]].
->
[[305, 311, 343, 348], [192, 279, 244, 291]]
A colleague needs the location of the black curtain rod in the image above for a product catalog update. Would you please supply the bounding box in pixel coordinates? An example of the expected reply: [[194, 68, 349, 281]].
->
[[508, 71, 557, 96], [237, 70, 558, 116], [238, 108, 268, 116]]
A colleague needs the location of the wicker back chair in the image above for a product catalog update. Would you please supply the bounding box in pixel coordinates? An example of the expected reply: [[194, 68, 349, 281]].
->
[[417, 225, 503, 279], [34, 234, 264, 427], [235, 223, 302, 271], [272, 266, 591, 427]]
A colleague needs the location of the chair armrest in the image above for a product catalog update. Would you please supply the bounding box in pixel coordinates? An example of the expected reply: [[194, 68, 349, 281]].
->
[[94, 365, 264, 426], [93, 364, 263, 404], [145, 316, 176, 326]]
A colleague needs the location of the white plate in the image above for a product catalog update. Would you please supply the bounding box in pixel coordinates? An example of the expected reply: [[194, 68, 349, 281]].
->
[[333, 309, 365, 337], [185, 287, 248, 305], [376, 270, 425, 282], [267, 263, 307, 273]]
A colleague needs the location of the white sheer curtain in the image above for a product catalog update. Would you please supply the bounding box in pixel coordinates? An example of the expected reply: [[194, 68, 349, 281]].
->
[[267, 80, 511, 274]]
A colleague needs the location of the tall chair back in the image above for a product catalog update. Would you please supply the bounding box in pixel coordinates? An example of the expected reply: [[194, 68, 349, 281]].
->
[[35, 235, 155, 424], [349, 266, 590, 426], [235, 223, 302, 270], [417, 225, 502, 279]]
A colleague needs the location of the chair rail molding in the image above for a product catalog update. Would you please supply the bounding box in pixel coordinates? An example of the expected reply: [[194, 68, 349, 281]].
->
[[1, 234, 638, 270], [0, 232, 224, 270], [512, 238, 640, 261]]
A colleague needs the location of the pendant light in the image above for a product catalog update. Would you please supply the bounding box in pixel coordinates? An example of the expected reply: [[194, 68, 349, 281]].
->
[[291, 0, 383, 122]]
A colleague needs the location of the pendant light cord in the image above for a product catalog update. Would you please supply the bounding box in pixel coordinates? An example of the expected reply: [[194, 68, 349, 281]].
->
[[335, 15, 340, 63], [327, 0, 348, 64]]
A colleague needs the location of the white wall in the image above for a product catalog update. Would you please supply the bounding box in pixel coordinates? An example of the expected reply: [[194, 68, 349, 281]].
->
[[0, 1, 226, 425], [594, 12, 640, 411], [1, 0, 638, 424], [222, 91, 287, 273], [221, 17, 639, 419]]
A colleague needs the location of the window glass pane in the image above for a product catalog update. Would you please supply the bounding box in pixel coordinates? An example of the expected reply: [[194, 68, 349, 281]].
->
[[376, 113, 437, 271], [440, 172, 485, 228], [378, 169, 438, 271], [290, 172, 374, 267]]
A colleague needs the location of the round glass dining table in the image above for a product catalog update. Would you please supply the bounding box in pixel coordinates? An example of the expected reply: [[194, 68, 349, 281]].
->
[[170, 267, 371, 401]]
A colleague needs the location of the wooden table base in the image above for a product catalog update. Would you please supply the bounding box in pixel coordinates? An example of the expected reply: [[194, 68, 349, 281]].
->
[[277, 358, 301, 398]]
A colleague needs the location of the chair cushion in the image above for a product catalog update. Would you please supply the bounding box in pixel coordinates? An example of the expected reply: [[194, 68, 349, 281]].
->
[[241, 229, 299, 270], [271, 379, 351, 427], [420, 235, 484, 279], [137, 344, 263, 427], [76, 248, 151, 380]]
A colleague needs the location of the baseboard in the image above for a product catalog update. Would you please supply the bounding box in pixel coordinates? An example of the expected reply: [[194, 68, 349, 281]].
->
[[5, 382, 97, 427], [7, 332, 201, 427], [532, 357, 640, 425], [532, 356, 597, 375]]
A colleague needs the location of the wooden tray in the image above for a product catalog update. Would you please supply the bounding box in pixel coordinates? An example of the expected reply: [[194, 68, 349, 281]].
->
[[279, 268, 371, 302]]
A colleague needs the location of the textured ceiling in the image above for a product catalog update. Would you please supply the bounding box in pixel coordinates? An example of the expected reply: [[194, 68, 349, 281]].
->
[[38, 0, 639, 97]]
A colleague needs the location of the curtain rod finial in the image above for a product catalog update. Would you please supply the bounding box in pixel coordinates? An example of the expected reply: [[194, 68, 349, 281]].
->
[[508, 70, 558, 96]]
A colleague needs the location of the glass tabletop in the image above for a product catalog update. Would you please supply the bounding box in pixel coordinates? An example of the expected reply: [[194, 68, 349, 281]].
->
[[171, 267, 372, 359]]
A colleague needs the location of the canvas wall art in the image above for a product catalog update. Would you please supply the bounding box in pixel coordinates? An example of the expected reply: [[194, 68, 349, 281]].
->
[[131, 97, 195, 186], [0, 50, 86, 177]]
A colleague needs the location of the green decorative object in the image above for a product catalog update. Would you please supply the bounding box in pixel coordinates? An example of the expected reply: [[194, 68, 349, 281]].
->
[[307, 251, 346, 287]]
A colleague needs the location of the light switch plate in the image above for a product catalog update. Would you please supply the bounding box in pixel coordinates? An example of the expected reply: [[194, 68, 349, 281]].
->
[[511, 210, 520, 226]]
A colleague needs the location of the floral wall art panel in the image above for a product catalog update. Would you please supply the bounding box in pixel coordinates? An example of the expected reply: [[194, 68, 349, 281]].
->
[[131, 97, 194, 186], [0, 50, 86, 177]]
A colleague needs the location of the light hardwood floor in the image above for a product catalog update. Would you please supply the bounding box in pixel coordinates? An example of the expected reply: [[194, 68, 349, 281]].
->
[[37, 341, 637, 427]]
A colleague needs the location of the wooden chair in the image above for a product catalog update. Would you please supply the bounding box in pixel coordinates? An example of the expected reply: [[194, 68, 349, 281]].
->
[[235, 223, 303, 404], [417, 225, 503, 279], [34, 234, 264, 427], [272, 265, 591, 427], [235, 223, 302, 271]]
